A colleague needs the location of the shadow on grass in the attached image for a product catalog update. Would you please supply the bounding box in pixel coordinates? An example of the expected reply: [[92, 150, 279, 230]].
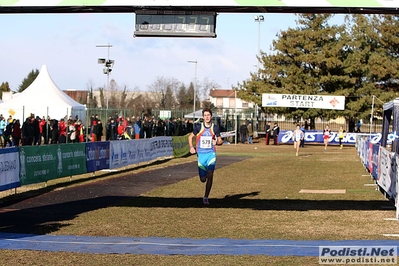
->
[[0, 193, 393, 235], [0, 157, 179, 208], [121, 194, 394, 211]]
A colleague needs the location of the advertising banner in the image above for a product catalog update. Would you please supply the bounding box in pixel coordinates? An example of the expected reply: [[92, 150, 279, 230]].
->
[[172, 135, 191, 158], [262, 93, 345, 110], [370, 143, 380, 180], [19, 144, 87, 186], [377, 146, 396, 198], [278, 130, 358, 145], [86, 141, 110, 172], [0, 147, 20, 192], [110, 137, 173, 169], [396, 155, 399, 221]]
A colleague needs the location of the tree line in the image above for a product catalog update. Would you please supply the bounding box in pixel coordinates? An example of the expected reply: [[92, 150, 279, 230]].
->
[[237, 14, 399, 127]]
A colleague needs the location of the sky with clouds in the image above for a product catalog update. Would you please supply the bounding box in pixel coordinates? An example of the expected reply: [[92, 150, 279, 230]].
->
[[0, 12, 345, 93]]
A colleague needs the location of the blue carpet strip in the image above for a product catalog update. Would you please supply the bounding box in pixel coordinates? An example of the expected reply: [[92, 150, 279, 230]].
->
[[0, 233, 398, 255]]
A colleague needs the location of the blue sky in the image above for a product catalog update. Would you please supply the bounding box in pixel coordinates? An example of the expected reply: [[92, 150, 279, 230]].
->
[[0, 13, 345, 93]]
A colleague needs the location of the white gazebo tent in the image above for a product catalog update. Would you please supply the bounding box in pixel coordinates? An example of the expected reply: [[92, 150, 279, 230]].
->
[[0, 65, 86, 123]]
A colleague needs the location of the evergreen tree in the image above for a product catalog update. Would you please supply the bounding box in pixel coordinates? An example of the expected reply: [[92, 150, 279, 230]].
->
[[177, 84, 188, 109], [164, 85, 176, 109], [236, 14, 399, 125], [18, 69, 39, 92], [0, 82, 11, 99]]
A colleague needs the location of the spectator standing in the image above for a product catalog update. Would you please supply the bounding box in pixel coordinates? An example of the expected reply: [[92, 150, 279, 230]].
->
[[338, 126, 346, 149], [265, 121, 271, 145], [110, 118, 118, 140], [300, 124, 305, 148], [12, 119, 21, 146], [42, 119, 51, 145], [50, 119, 59, 144], [96, 119, 103, 141], [91, 120, 98, 142], [247, 122, 253, 144], [21, 118, 32, 146], [3, 121, 13, 147], [134, 119, 141, 139], [58, 118, 67, 143], [0, 116, 5, 147], [272, 123, 280, 145], [68, 120, 76, 143], [239, 121, 248, 144], [32, 116, 41, 145]]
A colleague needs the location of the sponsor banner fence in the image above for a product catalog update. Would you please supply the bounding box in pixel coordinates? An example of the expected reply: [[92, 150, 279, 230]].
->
[[172, 135, 191, 158], [109, 137, 173, 169], [278, 130, 357, 145], [19, 144, 87, 186], [0, 147, 20, 192], [370, 143, 380, 180], [279, 131, 398, 146], [86, 141, 110, 172], [377, 146, 397, 199]]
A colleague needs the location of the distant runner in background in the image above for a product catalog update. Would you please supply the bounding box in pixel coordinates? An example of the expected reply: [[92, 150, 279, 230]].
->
[[292, 124, 304, 156], [323, 125, 331, 150]]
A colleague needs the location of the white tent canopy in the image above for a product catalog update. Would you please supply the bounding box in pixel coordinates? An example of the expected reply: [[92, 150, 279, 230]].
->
[[0, 65, 86, 123]]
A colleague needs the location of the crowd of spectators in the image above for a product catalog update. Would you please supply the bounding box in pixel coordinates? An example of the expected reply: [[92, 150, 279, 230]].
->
[[0, 112, 195, 148], [92, 112, 194, 141]]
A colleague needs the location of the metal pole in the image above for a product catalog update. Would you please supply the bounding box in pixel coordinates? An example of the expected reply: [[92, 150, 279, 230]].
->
[[254, 15, 264, 71], [106, 44, 110, 110], [370, 95, 374, 134], [188, 60, 197, 122], [257, 20, 261, 70], [194, 61, 197, 121], [96, 43, 113, 110], [235, 90, 237, 145]]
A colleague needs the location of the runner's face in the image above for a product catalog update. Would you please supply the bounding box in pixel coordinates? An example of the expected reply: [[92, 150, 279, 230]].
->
[[203, 112, 212, 123]]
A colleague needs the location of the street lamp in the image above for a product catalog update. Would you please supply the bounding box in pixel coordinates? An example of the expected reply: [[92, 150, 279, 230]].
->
[[188, 60, 197, 122], [254, 15, 264, 71], [96, 43, 114, 109]]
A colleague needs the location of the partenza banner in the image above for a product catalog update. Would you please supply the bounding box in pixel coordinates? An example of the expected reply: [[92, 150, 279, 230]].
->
[[262, 94, 345, 110]]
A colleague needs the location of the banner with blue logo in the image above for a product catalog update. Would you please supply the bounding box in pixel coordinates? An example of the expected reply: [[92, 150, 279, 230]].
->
[[0, 147, 20, 192], [86, 141, 110, 172]]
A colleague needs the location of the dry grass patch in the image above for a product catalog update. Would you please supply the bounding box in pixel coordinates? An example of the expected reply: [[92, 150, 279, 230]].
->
[[49, 144, 397, 241]]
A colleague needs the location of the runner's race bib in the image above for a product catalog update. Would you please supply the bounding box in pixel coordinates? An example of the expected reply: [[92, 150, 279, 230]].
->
[[200, 136, 212, 149]]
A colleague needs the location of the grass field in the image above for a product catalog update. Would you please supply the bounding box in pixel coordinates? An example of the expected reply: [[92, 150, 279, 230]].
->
[[0, 143, 397, 266]]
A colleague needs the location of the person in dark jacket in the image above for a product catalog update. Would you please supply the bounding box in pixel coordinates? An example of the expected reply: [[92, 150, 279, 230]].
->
[[96, 119, 103, 141], [21, 118, 32, 146], [12, 119, 21, 146], [239, 121, 248, 144], [272, 122, 280, 145], [50, 119, 59, 144], [3, 121, 13, 147]]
